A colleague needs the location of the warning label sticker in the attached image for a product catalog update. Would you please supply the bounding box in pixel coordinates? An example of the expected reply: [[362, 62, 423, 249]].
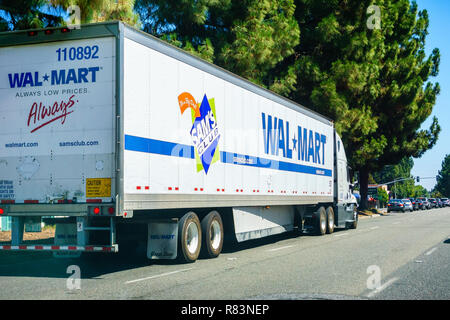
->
[[86, 178, 111, 198]]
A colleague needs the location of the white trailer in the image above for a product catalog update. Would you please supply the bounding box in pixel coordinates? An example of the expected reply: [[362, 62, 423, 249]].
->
[[0, 22, 357, 262]]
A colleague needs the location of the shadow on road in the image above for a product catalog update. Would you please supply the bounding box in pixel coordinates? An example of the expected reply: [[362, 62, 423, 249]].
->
[[0, 228, 351, 279]]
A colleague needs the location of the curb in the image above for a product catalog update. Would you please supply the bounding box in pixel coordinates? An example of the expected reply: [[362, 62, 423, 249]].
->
[[358, 213, 385, 219]]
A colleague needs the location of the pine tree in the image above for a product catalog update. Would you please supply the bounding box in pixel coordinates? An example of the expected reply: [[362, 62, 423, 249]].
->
[[135, 0, 299, 90], [50, 0, 140, 27], [0, 0, 63, 31], [290, 0, 441, 209], [435, 155, 450, 197]]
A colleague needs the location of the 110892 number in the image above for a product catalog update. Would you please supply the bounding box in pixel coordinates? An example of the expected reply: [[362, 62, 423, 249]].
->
[[56, 46, 99, 61]]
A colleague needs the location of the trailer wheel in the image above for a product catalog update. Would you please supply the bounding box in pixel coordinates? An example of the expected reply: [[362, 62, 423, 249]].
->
[[201, 211, 224, 258], [178, 211, 202, 263], [315, 207, 327, 236], [326, 207, 335, 234]]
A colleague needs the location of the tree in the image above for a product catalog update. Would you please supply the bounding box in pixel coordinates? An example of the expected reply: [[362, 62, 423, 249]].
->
[[412, 184, 429, 198], [434, 154, 450, 197], [377, 187, 388, 207], [0, 0, 139, 32], [0, 0, 63, 31], [134, 0, 299, 91], [50, 0, 140, 26], [289, 0, 440, 209], [373, 157, 415, 198]]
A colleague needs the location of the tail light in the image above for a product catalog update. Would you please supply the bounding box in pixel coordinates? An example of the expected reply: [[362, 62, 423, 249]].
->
[[399, 204, 403, 207], [0, 208, 4, 215], [108, 207, 115, 215], [93, 207, 100, 215]]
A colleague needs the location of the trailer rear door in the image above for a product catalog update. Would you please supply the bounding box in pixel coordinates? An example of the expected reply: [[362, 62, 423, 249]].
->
[[0, 36, 116, 204]]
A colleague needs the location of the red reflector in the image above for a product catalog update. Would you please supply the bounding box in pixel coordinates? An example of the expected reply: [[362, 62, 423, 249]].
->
[[1, 200, 15, 204], [44, 29, 53, 35], [87, 199, 102, 203], [0, 208, 4, 215], [108, 207, 114, 215], [61, 27, 70, 33], [27, 31, 38, 36], [19, 245, 27, 250], [93, 207, 100, 215], [24, 200, 39, 203], [35, 246, 43, 250]]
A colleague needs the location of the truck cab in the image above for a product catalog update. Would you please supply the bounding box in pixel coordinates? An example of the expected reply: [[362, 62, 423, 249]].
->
[[334, 131, 358, 227]]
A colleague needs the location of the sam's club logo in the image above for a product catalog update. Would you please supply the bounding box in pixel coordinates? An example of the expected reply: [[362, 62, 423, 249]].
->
[[178, 92, 220, 174]]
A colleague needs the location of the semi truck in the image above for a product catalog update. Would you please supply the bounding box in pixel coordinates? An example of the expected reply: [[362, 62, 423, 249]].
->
[[0, 21, 358, 262]]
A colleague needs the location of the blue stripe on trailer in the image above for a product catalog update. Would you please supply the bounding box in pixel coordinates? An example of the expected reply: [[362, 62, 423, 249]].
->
[[124, 134, 332, 177]]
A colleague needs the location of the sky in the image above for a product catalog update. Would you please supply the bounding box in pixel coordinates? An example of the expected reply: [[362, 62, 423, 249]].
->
[[410, 0, 450, 191]]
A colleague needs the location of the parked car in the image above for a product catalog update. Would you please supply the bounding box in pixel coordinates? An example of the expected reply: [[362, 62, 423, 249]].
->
[[402, 199, 414, 212], [429, 198, 438, 208], [441, 198, 450, 207], [416, 199, 425, 210], [388, 199, 407, 212], [408, 198, 419, 211], [436, 198, 443, 208], [416, 197, 430, 210]]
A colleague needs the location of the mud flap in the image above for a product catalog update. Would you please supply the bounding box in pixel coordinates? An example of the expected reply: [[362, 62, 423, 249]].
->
[[147, 221, 178, 259], [53, 223, 81, 258]]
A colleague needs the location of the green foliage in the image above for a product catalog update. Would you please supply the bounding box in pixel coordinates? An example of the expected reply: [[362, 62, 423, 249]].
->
[[0, 0, 140, 31], [50, 0, 140, 27], [434, 154, 450, 197], [0, 0, 63, 31], [135, 0, 300, 92], [377, 187, 389, 205], [292, 0, 440, 172], [412, 184, 429, 198], [290, 0, 440, 208]]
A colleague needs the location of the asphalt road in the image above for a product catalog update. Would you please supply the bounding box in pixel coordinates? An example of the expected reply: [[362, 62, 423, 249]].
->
[[1, 207, 450, 300]]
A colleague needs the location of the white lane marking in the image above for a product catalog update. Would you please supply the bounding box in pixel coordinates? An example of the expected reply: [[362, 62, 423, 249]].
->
[[370, 226, 380, 230], [267, 245, 294, 252], [334, 233, 349, 237], [425, 248, 437, 256], [125, 268, 193, 284], [366, 277, 399, 298], [392, 222, 400, 225]]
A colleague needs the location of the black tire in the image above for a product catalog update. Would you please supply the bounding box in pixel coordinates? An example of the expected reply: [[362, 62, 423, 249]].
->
[[178, 211, 202, 263], [348, 207, 358, 229], [315, 207, 327, 236], [326, 207, 335, 234], [200, 211, 224, 259], [293, 209, 304, 236]]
